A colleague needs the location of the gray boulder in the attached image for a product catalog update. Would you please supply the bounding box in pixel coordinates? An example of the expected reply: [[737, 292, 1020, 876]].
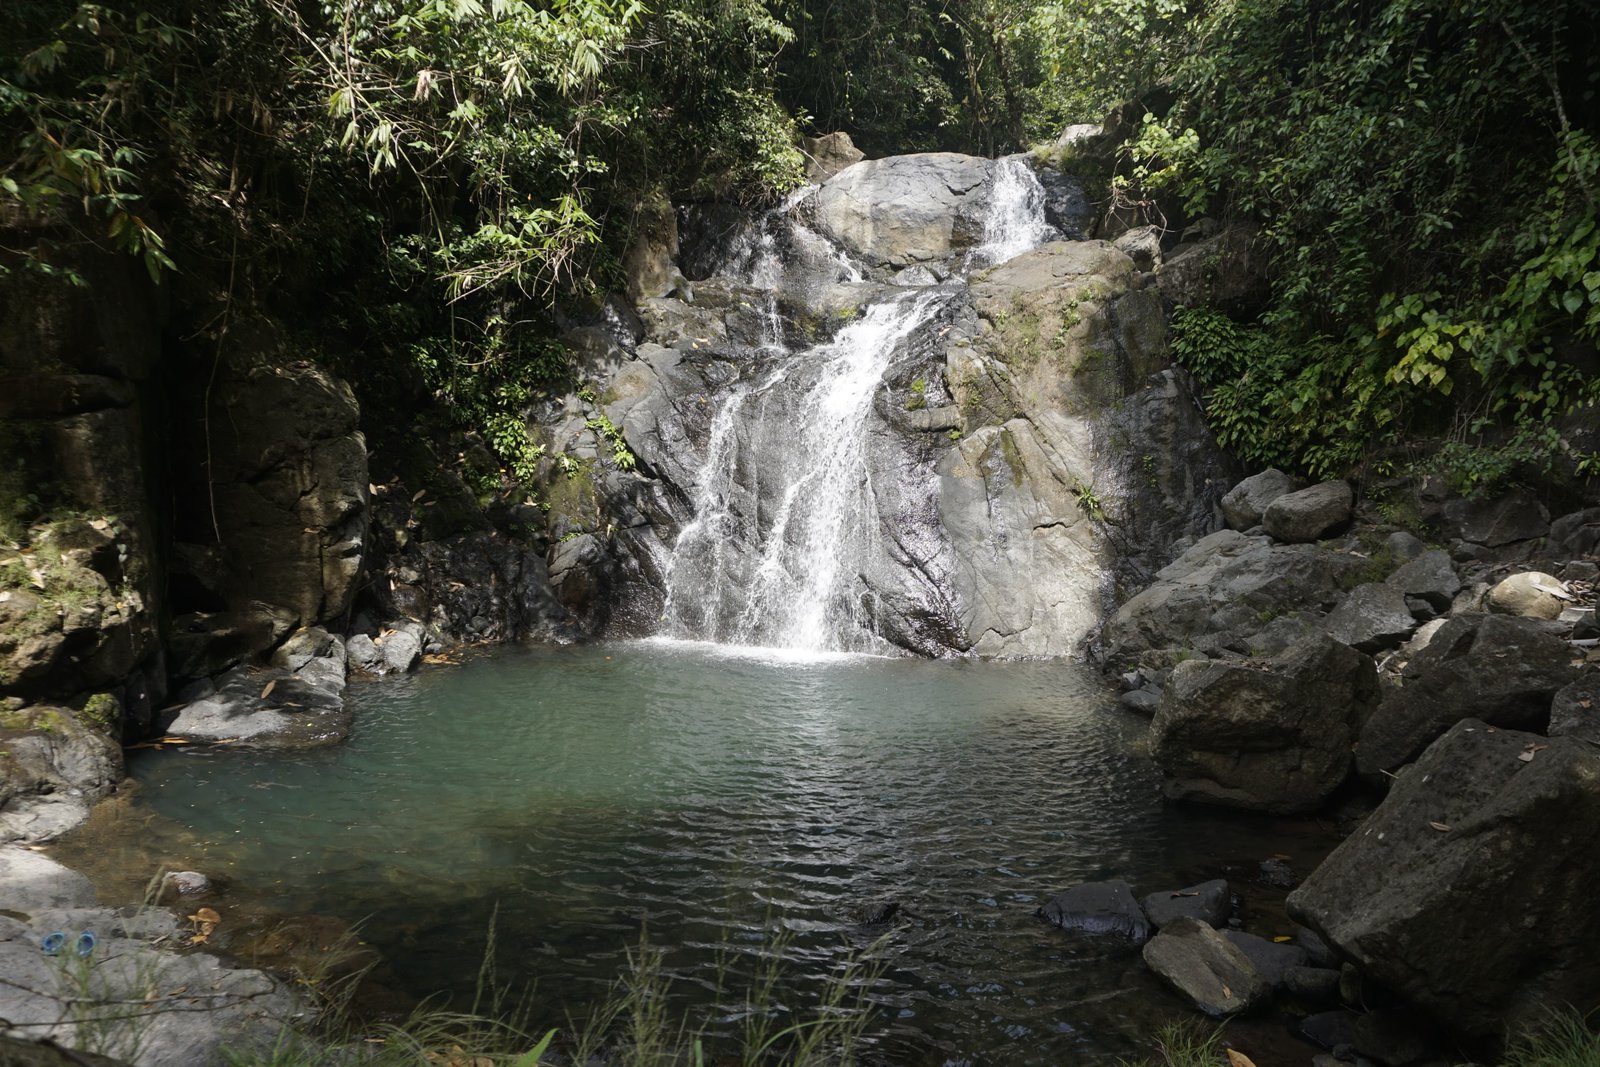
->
[[1096, 530, 1373, 671], [1112, 225, 1163, 271], [1319, 582, 1417, 653], [0, 706, 123, 844], [1384, 549, 1460, 617], [1140, 879, 1230, 929], [1150, 634, 1381, 813], [1222, 469, 1297, 531], [1437, 488, 1550, 548], [808, 153, 994, 267], [800, 131, 865, 184], [1291, 719, 1600, 1037], [1485, 571, 1569, 620], [378, 628, 422, 674], [1141, 917, 1269, 1017], [1355, 615, 1578, 777], [1037, 880, 1152, 943], [1550, 507, 1600, 558], [1155, 225, 1271, 314], [1263, 481, 1354, 543]]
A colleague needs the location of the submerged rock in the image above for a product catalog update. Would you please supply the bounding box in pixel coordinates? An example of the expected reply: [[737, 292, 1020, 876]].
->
[[1140, 879, 1230, 929], [1037, 879, 1152, 943]]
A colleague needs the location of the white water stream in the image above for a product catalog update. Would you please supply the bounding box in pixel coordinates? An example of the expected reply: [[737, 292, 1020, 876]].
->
[[660, 159, 1056, 653]]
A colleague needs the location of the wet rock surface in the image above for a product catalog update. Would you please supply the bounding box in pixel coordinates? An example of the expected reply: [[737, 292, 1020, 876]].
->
[[1037, 879, 1152, 943], [0, 846, 304, 1064], [1141, 917, 1269, 1017]]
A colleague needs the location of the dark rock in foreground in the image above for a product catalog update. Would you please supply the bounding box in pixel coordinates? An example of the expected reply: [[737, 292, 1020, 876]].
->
[[1038, 879, 1151, 943], [1290, 719, 1600, 1037]]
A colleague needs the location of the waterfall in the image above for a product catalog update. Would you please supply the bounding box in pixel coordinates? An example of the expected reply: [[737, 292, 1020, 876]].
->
[[972, 156, 1056, 266], [658, 157, 1055, 654]]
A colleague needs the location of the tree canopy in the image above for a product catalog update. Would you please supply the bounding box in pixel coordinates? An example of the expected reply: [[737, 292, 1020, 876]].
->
[[2, 0, 1595, 487]]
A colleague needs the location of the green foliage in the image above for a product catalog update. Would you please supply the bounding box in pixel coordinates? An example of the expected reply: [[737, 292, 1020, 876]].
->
[[1171, 307, 1389, 479], [1143, 1, 1599, 477], [1490, 1008, 1600, 1067], [1116, 1019, 1228, 1067]]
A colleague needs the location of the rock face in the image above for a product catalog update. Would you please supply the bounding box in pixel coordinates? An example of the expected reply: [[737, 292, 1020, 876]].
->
[[1356, 614, 1578, 777], [941, 239, 1232, 654], [1222, 469, 1296, 531], [1150, 634, 1380, 813], [1141, 917, 1269, 1017], [1290, 720, 1600, 1037], [807, 153, 995, 266], [1262, 481, 1354, 543], [197, 356, 369, 628]]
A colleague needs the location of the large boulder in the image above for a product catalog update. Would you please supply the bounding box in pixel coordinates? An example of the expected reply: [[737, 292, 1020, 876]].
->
[[1550, 673, 1600, 744], [1095, 530, 1374, 671], [1290, 720, 1600, 1037], [1141, 917, 1270, 1017], [1385, 549, 1461, 617], [1150, 633, 1380, 813], [1355, 614, 1579, 777], [1262, 481, 1354, 543], [199, 356, 369, 627], [1155, 225, 1271, 314], [807, 153, 995, 267], [1222, 469, 1296, 531]]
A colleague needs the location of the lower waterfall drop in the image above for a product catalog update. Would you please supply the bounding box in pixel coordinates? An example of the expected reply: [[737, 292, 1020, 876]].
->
[[658, 156, 1058, 654]]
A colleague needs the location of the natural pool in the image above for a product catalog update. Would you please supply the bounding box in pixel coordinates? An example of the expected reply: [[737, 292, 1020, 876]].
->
[[89, 641, 1339, 1064]]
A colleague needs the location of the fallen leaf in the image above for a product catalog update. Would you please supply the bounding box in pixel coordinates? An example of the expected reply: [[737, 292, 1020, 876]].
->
[[1581, 699, 1592, 709], [1518, 742, 1550, 763], [1272, 936, 1292, 943], [412, 489, 427, 502], [88, 518, 109, 531], [1429, 821, 1451, 832], [1222, 983, 1233, 998], [261, 680, 276, 699], [1226, 1051, 1259, 1067]]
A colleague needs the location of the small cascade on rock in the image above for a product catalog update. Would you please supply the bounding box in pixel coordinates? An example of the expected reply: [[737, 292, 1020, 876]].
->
[[972, 156, 1057, 266], [657, 156, 1057, 654]]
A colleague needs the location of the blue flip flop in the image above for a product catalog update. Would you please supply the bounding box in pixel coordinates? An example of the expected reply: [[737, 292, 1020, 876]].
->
[[75, 931, 96, 958], [40, 931, 65, 955]]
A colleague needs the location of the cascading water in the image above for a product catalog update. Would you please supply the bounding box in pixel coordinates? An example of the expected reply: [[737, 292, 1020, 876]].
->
[[659, 159, 1058, 653]]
